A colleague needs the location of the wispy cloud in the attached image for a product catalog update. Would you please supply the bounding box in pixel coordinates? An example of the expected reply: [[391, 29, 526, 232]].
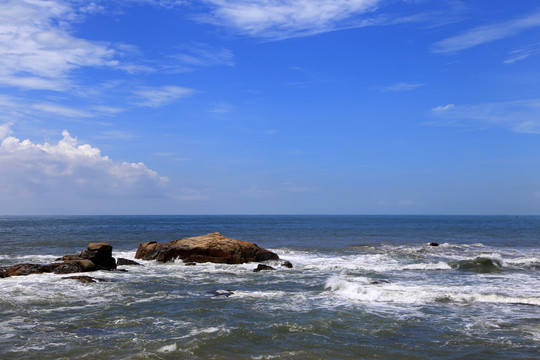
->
[[379, 82, 425, 93], [133, 86, 194, 107], [0, 0, 120, 91], [504, 42, 540, 64], [198, 0, 382, 39], [433, 9, 540, 53], [170, 43, 235, 70], [428, 99, 540, 134]]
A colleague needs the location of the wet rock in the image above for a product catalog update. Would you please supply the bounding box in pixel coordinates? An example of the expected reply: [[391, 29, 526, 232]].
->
[[116, 258, 141, 266], [208, 289, 234, 297], [0, 268, 10, 278], [5, 263, 56, 276], [61, 275, 107, 283], [136, 232, 279, 264], [281, 261, 293, 268], [253, 264, 276, 272], [184, 262, 197, 266], [428, 242, 439, 247], [53, 259, 97, 274], [2, 243, 117, 278]]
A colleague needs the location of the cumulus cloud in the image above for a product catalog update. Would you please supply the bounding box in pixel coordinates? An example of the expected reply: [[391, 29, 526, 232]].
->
[[428, 99, 540, 134], [199, 0, 381, 39], [433, 9, 540, 53], [0, 126, 168, 205], [0, 0, 118, 90]]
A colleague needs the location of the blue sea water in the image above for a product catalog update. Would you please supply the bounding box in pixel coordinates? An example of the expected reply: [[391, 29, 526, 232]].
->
[[0, 215, 539, 359]]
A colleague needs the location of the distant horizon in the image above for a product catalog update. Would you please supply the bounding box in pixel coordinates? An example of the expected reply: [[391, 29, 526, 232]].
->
[[1, 1, 539, 215]]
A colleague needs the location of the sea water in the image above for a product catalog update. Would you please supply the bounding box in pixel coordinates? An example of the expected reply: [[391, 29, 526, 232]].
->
[[0, 215, 539, 359]]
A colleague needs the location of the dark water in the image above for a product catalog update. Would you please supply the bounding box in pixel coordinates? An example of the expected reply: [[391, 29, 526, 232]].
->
[[1, 216, 539, 359]]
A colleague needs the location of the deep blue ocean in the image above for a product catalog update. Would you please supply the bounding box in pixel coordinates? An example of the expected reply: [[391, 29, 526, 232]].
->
[[1, 215, 539, 359]]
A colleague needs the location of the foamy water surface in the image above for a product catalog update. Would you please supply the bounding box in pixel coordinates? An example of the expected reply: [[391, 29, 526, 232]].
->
[[1, 215, 539, 359]]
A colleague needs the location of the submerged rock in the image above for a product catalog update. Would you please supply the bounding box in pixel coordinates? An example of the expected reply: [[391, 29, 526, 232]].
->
[[281, 261, 293, 268], [61, 275, 107, 283], [135, 232, 279, 264], [253, 264, 276, 272], [428, 242, 439, 247], [208, 289, 234, 297]]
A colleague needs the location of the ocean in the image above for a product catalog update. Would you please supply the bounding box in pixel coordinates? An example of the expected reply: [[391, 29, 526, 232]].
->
[[0, 215, 539, 359]]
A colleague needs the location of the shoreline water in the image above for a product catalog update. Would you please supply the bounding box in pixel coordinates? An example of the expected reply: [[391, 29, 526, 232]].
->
[[1, 215, 539, 359]]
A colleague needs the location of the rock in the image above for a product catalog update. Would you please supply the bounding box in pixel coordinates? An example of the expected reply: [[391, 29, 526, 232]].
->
[[5, 263, 56, 276], [208, 289, 234, 297], [0, 268, 11, 278], [53, 259, 97, 274], [80, 243, 116, 270], [253, 264, 276, 272], [428, 242, 439, 247], [281, 261, 293, 268], [135, 232, 279, 264], [184, 262, 197, 266], [116, 258, 141, 266], [61, 275, 107, 283], [2, 242, 117, 278]]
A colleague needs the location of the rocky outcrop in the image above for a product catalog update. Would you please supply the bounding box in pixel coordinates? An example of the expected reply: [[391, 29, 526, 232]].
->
[[136, 232, 279, 264], [2, 243, 116, 278]]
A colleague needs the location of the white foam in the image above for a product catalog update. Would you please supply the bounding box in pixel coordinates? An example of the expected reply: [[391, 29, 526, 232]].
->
[[157, 343, 177, 353]]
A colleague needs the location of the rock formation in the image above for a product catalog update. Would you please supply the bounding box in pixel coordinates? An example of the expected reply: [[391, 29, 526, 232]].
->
[[1, 243, 117, 277], [136, 232, 279, 264]]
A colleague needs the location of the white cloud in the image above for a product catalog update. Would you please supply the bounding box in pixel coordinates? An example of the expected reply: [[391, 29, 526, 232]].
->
[[0, 0, 118, 90], [134, 85, 194, 107], [432, 104, 455, 112], [428, 99, 540, 134], [199, 0, 381, 39], [172, 43, 235, 68], [504, 42, 540, 64], [0, 127, 168, 203], [433, 10, 540, 53], [380, 82, 425, 92]]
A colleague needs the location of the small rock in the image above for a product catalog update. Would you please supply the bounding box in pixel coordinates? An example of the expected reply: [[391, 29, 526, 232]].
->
[[428, 242, 439, 247], [253, 264, 276, 272], [184, 262, 197, 266], [62, 276, 107, 284], [116, 258, 141, 266], [281, 261, 293, 268], [208, 289, 234, 297]]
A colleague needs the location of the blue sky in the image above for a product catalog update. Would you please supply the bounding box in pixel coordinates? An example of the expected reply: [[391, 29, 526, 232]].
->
[[0, 0, 539, 215]]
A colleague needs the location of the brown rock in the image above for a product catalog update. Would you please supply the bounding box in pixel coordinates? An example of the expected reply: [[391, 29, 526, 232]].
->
[[5, 263, 56, 276], [116, 258, 141, 266], [135, 232, 279, 264], [281, 261, 293, 268], [53, 259, 97, 274]]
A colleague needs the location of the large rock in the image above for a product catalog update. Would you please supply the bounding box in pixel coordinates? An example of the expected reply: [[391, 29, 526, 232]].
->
[[2, 243, 116, 278], [136, 232, 279, 264], [5, 263, 57, 276]]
